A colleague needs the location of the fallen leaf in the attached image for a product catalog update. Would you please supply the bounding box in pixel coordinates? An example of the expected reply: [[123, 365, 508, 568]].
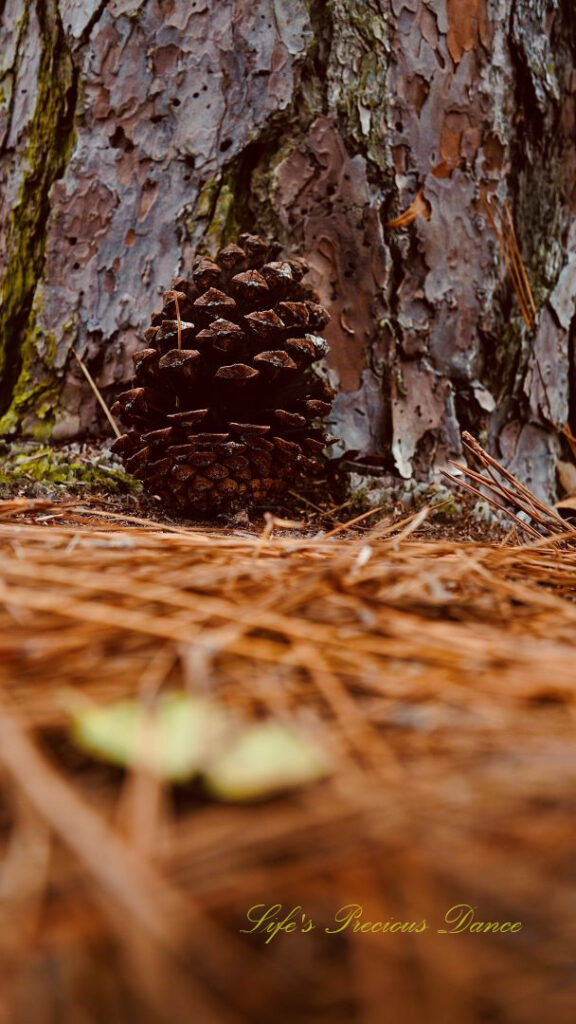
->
[[556, 459, 576, 497], [431, 160, 454, 179], [70, 694, 232, 782], [204, 723, 331, 802], [385, 189, 431, 229], [70, 696, 331, 798]]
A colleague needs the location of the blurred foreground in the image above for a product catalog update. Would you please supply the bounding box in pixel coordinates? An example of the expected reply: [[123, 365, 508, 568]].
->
[[0, 498, 575, 1022]]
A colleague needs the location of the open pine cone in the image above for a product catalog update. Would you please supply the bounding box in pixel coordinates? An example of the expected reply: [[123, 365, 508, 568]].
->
[[110, 234, 336, 516]]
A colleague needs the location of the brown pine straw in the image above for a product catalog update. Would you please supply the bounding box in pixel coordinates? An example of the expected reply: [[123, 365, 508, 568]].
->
[[482, 193, 538, 330], [0, 475, 575, 1020], [443, 431, 572, 539]]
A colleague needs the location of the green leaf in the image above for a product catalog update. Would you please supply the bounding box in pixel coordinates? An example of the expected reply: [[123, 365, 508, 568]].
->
[[204, 722, 331, 802], [70, 693, 232, 782]]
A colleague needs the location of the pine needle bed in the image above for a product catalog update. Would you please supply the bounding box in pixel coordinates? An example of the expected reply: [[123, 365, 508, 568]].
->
[[0, 497, 575, 1022]]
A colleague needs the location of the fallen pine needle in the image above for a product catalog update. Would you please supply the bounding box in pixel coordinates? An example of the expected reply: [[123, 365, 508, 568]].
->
[[72, 349, 122, 438]]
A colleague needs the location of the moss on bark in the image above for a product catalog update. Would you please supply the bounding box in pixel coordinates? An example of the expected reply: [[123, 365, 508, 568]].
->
[[0, 0, 77, 435]]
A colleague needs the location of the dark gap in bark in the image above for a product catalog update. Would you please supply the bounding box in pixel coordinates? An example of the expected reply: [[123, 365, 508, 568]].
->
[[497, 1, 552, 440], [555, 0, 576, 61], [73, 0, 109, 51], [304, 0, 333, 116], [568, 317, 576, 436]]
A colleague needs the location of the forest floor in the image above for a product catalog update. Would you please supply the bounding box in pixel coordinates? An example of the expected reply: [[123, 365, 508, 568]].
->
[[0, 455, 575, 1022]]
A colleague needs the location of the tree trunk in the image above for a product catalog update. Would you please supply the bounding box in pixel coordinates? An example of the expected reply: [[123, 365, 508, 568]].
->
[[1, 0, 575, 499]]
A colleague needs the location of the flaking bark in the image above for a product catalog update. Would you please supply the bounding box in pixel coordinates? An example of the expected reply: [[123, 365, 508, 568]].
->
[[0, 0, 574, 498]]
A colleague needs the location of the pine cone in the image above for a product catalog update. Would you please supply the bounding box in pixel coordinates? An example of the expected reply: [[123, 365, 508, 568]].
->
[[111, 234, 336, 516]]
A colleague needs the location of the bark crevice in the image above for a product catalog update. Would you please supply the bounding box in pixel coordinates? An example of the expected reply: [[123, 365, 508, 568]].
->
[[189, 0, 336, 250]]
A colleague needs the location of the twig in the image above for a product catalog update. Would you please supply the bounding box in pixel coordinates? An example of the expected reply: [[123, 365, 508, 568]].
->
[[72, 349, 122, 438]]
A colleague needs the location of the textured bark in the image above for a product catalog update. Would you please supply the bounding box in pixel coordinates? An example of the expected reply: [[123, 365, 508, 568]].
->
[[0, 0, 575, 498]]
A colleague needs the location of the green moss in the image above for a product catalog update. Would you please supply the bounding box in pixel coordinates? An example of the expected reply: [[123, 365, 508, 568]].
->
[[422, 489, 459, 521], [204, 181, 237, 250], [0, 0, 77, 434], [345, 481, 372, 513], [193, 178, 220, 222], [0, 443, 141, 495], [190, 159, 278, 255], [187, 174, 241, 254], [0, 322, 61, 437]]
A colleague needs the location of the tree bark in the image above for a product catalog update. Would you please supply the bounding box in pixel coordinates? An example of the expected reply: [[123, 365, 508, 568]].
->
[[0, 0, 575, 498]]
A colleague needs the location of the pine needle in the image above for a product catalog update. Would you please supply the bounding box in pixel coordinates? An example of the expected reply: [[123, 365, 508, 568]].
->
[[72, 349, 121, 439], [482, 193, 537, 331], [164, 290, 182, 351]]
